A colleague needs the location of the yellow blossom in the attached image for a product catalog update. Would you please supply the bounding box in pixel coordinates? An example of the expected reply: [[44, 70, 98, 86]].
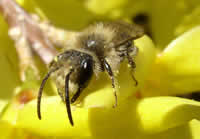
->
[[1, 0, 200, 139]]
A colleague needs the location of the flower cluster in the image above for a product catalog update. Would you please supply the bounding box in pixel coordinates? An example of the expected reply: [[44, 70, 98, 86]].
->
[[0, 0, 200, 139]]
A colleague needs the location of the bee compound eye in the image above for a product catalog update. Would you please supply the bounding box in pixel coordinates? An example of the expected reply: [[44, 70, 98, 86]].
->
[[83, 61, 87, 69]]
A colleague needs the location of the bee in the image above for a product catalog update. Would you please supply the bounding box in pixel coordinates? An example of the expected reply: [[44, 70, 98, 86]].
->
[[37, 21, 144, 126]]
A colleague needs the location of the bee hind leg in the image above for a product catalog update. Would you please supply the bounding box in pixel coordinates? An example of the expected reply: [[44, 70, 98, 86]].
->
[[126, 49, 138, 86]]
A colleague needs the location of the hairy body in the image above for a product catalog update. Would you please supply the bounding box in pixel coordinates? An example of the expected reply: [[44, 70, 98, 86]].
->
[[37, 21, 144, 126]]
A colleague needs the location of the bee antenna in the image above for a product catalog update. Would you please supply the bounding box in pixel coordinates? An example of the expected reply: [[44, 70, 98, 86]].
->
[[37, 67, 59, 120], [65, 69, 74, 126]]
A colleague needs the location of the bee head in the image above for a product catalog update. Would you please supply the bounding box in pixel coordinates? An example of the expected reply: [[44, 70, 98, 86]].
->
[[37, 50, 94, 126]]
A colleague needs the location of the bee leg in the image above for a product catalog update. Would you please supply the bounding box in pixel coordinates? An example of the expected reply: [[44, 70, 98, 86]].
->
[[103, 59, 118, 108], [65, 69, 74, 126], [126, 51, 138, 86], [57, 89, 65, 102]]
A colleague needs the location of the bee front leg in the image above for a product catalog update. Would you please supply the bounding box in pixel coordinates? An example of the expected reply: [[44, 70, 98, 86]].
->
[[71, 87, 83, 103], [65, 69, 74, 126], [103, 59, 118, 108]]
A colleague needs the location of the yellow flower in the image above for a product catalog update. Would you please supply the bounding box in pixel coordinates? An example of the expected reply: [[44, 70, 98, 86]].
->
[[1, 0, 200, 139]]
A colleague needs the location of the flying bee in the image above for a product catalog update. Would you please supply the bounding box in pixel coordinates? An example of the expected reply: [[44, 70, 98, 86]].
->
[[37, 21, 144, 126]]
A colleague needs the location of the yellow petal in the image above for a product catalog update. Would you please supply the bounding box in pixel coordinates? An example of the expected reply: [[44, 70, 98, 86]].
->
[[143, 26, 200, 96], [1, 102, 20, 125], [175, 6, 200, 36], [159, 26, 200, 75], [149, 0, 200, 48], [17, 96, 91, 137], [17, 95, 200, 139], [0, 121, 14, 139], [140, 119, 200, 139], [137, 96, 200, 134], [189, 119, 200, 139], [0, 99, 8, 114]]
